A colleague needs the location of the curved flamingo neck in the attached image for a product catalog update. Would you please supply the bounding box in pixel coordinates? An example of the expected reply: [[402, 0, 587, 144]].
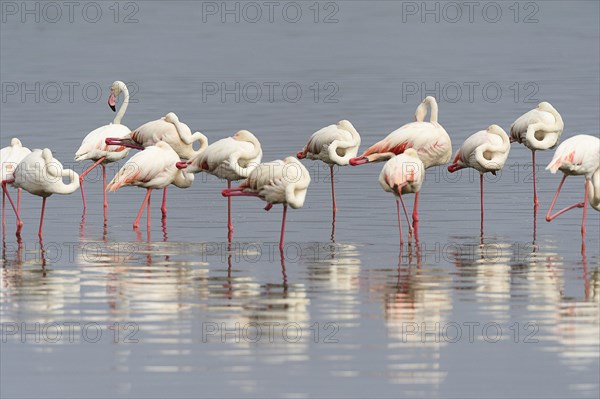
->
[[113, 85, 130, 125], [425, 97, 438, 123]]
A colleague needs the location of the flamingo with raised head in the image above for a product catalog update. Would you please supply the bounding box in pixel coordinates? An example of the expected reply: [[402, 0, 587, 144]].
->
[[5, 149, 79, 237], [297, 119, 361, 217], [179, 130, 262, 241], [222, 157, 310, 250], [1, 138, 31, 230], [75, 81, 131, 215], [349, 96, 452, 230], [448, 125, 511, 229], [510, 101, 564, 209], [106, 112, 207, 217], [107, 141, 194, 230], [379, 149, 425, 245], [545, 134, 599, 241]]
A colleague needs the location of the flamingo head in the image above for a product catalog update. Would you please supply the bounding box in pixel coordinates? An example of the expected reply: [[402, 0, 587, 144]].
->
[[108, 81, 125, 112], [349, 156, 369, 166], [176, 161, 189, 170]]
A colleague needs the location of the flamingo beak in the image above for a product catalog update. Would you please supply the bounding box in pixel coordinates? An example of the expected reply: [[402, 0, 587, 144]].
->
[[108, 93, 116, 112], [264, 203, 273, 211], [296, 151, 306, 159], [349, 157, 369, 166], [176, 161, 188, 170]]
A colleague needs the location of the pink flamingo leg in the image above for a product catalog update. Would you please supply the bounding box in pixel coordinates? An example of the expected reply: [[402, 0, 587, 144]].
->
[[279, 205, 288, 251], [2, 182, 22, 234], [412, 191, 420, 231], [17, 188, 21, 220], [38, 197, 47, 238], [133, 189, 152, 230], [396, 199, 403, 246], [546, 175, 584, 222], [2, 187, 5, 229], [532, 151, 539, 209], [398, 193, 412, 236], [330, 165, 337, 216], [480, 174, 485, 232], [581, 180, 589, 239], [147, 189, 152, 231], [79, 157, 106, 211], [227, 181, 233, 242], [161, 187, 168, 218], [102, 164, 108, 223]]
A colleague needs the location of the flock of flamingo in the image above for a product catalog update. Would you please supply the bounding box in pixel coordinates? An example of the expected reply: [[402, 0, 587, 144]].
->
[[1, 81, 599, 250]]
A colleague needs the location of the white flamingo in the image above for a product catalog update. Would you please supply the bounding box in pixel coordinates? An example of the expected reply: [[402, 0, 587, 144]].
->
[[106, 112, 207, 216], [545, 134, 599, 241], [107, 141, 195, 230], [75, 81, 131, 214], [7, 149, 79, 237], [180, 130, 262, 240], [379, 149, 425, 245], [1, 138, 31, 230], [350, 96, 452, 230], [448, 125, 511, 228], [297, 119, 361, 217], [222, 157, 310, 250], [510, 101, 564, 208]]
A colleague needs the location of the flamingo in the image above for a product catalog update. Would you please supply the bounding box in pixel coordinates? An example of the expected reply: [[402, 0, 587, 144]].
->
[[1, 138, 31, 230], [5, 149, 79, 237], [107, 141, 194, 230], [379, 149, 425, 245], [105, 112, 207, 217], [75, 81, 131, 215], [297, 120, 361, 217], [447, 125, 511, 229], [179, 130, 262, 241], [545, 135, 599, 241], [510, 101, 564, 208], [349, 96, 452, 230], [222, 156, 311, 250]]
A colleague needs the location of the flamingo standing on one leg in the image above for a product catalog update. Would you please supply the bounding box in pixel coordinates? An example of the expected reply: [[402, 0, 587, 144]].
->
[[106, 112, 207, 217], [222, 157, 311, 251], [107, 141, 194, 230], [545, 135, 600, 242], [75, 81, 132, 216], [349, 96, 452, 231], [179, 130, 262, 241], [297, 120, 361, 218], [510, 102, 564, 209], [379, 149, 425, 246], [1, 138, 31, 231], [448, 125, 511, 231], [6, 149, 79, 237]]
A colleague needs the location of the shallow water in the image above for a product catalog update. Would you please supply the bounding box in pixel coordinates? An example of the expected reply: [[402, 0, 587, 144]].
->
[[1, 1, 599, 398]]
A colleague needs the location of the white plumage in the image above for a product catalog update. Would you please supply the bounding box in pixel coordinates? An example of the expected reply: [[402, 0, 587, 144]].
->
[[511, 102, 563, 151], [1, 138, 31, 182], [299, 120, 361, 165], [449, 125, 510, 174]]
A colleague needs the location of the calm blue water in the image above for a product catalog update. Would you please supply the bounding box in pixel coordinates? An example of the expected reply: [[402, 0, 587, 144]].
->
[[1, 1, 599, 398]]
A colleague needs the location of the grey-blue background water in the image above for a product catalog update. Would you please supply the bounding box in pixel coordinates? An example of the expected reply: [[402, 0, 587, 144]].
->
[[1, 1, 599, 397]]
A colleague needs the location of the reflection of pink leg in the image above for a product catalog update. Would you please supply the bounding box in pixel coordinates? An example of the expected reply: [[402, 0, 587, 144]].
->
[[161, 187, 167, 218], [79, 157, 106, 211], [279, 205, 288, 251], [546, 175, 584, 222], [133, 189, 152, 230], [38, 197, 47, 238], [227, 181, 233, 242]]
